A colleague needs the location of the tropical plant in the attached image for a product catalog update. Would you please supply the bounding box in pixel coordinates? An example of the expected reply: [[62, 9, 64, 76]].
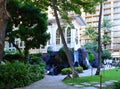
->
[[83, 42, 98, 52], [102, 34, 111, 49], [83, 26, 98, 42], [102, 50, 111, 60], [102, 19, 112, 49]]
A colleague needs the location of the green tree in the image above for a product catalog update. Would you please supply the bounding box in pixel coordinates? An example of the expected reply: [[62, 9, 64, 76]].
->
[[0, 0, 101, 77], [84, 26, 98, 42], [102, 34, 111, 49], [95, 0, 108, 76], [102, 19, 112, 49], [6, 0, 50, 61], [51, 0, 101, 78], [95, 0, 103, 75], [102, 50, 111, 60], [83, 42, 98, 52]]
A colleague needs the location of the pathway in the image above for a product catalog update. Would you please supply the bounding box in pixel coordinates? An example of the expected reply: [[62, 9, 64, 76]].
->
[[15, 67, 116, 89]]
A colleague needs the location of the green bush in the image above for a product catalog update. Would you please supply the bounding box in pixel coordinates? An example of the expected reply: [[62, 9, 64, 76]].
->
[[61, 68, 72, 75], [88, 52, 94, 63], [61, 67, 83, 75], [0, 61, 45, 89], [29, 53, 42, 65], [75, 67, 83, 73], [114, 81, 120, 89]]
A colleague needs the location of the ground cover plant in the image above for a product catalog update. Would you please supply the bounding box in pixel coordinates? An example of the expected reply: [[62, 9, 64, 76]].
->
[[0, 61, 45, 89], [63, 69, 120, 85]]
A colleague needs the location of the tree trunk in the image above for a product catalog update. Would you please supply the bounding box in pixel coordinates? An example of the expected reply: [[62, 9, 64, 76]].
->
[[0, 0, 10, 62], [95, 3, 102, 75], [52, 0, 78, 78]]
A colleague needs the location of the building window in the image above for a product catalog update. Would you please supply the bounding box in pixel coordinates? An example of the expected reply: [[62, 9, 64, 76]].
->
[[56, 29, 60, 44], [67, 27, 71, 44]]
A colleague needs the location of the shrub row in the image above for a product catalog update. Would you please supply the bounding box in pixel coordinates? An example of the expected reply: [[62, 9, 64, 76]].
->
[[0, 61, 45, 89], [61, 67, 83, 75]]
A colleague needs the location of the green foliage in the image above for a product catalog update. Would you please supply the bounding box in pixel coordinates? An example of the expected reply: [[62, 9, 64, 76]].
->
[[114, 81, 120, 89], [83, 42, 98, 52], [29, 53, 42, 64], [102, 50, 111, 59], [5, 50, 20, 55], [61, 67, 83, 75], [75, 67, 83, 73], [83, 26, 98, 42], [102, 34, 111, 45], [64, 69, 120, 85], [6, 0, 50, 60], [61, 68, 72, 75], [102, 19, 112, 32], [0, 61, 45, 89], [58, 47, 73, 62], [88, 52, 94, 63]]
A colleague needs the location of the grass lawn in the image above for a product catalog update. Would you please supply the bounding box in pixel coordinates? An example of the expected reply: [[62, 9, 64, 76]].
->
[[63, 68, 120, 85]]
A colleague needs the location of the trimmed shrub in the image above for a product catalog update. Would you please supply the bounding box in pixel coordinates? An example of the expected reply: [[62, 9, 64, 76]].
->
[[88, 52, 94, 63], [0, 61, 45, 89], [75, 67, 83, 73], [61, 67, 83, 75], [61, 68, 72, 75]]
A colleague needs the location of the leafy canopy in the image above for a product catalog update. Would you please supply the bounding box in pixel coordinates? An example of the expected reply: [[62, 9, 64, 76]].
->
[[6, 0, 50, 50]]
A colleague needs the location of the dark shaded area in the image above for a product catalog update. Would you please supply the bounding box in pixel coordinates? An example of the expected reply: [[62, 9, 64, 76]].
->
[[3, 54, 24, 62], [77, 48, 88, 69], [42, 48, 98, 75], [42, 52, 70, 75], [91, 51, 98, 68]]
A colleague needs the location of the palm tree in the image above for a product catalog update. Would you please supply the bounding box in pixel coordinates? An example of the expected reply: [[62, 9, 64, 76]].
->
[[52, 0, 78, 78], [102, 34, 111, 49], [84, 26, 98, 42], [102, 19, 112, 33], [102, 19, 112, 49], [0, 0, 10, 62]]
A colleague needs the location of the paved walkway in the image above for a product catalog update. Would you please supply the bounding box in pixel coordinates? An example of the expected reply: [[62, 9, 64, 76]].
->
[[16, 67, 115, 89], [16, 75, 81, 89]]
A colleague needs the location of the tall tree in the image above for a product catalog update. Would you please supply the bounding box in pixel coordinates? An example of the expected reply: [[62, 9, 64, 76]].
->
[[51, 0, 101, 78], [6, 0, 50, 61], [0, 0, 10, 62], [95, 0, 103, 75], [102, 19, 112, 49]]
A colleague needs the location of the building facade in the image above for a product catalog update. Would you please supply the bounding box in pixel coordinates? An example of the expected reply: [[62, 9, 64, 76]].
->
[[5, 8, 86, 54], [80, 0, 120, 58]]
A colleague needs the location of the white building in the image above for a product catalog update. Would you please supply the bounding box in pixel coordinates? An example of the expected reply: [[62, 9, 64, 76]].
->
[[5, 10, 86, 54]]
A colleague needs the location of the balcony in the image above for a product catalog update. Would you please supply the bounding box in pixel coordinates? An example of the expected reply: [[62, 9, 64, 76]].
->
[[113, 45, 120, 50], [114, 1, 120, 8], [112, 34, 120, 38], [112, 40, 120, 44]]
